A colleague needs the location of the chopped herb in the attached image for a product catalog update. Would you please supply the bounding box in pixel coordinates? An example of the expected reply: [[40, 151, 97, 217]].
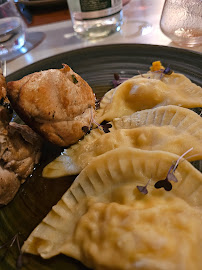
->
[[137, 178, 151, 195], [163, 67, 173, 75], [113, 73, 130, 87], [154, 147, 193, 192], [82, 126, 91, 134], [95, 97, 102, 110], [137, 185, 149, 195], [138, 70, 144, 77], [154, 179, 172, 191], [102, 123, 112, 133], [71, 74, 78, 84], [82, 106, 112, 136], [167, 168, 178, 182], [114, 73, 120, 81], [81, 122, 112, 135]]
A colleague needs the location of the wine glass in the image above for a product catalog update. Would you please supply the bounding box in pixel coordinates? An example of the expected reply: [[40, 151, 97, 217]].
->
[[0, 0, 26, 60], [121, 0, 153, 38]]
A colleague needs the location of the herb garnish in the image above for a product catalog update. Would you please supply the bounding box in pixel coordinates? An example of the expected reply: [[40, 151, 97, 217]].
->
[[71, 74, 78, 84], [154, 178, 173, 191], [82, 107, 112, 135], [112, 73, 130, 87], [95, 97, 102, 110], [137, 178, 151, 195], [82, 121, 112, 135], [154, 148, 193, 191], [163, 67, 173, 75], [82, 125, 91, 134], [0, 233, 23, 268]]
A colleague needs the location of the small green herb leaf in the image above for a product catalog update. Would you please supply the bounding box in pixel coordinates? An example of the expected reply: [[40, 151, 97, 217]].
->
[[71, 74, 78, 84]]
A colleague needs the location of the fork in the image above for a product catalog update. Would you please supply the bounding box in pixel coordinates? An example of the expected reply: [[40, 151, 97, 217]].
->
[[0, 60, 7, 77]]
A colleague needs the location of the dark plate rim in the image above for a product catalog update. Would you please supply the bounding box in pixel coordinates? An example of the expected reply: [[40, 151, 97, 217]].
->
[[6, 43, 202, 81]]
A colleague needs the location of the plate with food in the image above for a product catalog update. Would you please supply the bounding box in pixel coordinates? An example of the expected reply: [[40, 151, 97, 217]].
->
[[1, 44, 202, 270]]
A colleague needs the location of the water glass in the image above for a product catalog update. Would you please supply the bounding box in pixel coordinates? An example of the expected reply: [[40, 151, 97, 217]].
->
[[0, 0, 26, 58], [160, 0, 202, 47]]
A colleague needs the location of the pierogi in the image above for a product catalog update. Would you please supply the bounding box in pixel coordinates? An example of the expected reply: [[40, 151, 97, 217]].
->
[[22, 148, 202, 270], [43, 105, 202, 178], [95, 71, 202, 124], [21, 63, 202, 270]]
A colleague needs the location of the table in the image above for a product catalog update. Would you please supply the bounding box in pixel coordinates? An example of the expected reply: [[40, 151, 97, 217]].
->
[[18, 1, 70, 27], [7, 0, 202, 76]]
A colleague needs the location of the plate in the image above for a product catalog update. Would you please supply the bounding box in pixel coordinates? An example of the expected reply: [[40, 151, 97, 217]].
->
[[17, 0, 66, 7], [2, 44, 202, 270]]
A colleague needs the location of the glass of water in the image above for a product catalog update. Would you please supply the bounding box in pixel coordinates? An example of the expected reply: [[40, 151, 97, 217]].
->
[[160, 0, 202, 47], [0, 0, 26, 58]]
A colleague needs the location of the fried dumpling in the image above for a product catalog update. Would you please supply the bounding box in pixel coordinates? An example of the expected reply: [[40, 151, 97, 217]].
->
[[7, 64, 95, 147], [22, 148, 202, 270], [43, 105, 202, 178], [95, 72, 202, 123]]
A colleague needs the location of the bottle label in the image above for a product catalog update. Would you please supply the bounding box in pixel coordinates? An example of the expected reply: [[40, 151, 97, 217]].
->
[[74, 0, 122, 20]]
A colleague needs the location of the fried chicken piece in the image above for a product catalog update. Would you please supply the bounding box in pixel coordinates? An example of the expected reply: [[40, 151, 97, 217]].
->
[[3, 122, 42, 179], [7, 64, 95, 147], [0, 122, 42, 205], [0, 167, 20, 205], [0, 72, 12, 125], [0, 72, 42, 205]]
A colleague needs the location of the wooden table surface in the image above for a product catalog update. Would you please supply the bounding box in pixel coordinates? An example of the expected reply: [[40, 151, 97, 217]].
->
[[16, 1, 71, 27]]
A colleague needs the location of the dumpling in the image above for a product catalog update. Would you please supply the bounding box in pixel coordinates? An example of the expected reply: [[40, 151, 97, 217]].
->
[[112, 104, 202, 130], [22, 148, 202, 270], [42, 127, 105, 177], [42, 105, 202, 178], [95, 72, 202, 123], [7, 64, 95, 147]]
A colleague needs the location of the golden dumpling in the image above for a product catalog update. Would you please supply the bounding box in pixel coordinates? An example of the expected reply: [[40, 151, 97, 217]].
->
[[43, 105, 202, 178], [95, 72, 202, 123], [113, 104, 202, 130], [22, 148, 202, 270]]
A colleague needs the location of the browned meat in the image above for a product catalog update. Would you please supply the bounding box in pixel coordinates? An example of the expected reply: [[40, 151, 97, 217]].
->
[[0, 121, 42, 205], [3, 122, 42, 179], [0, 166, 20, 205], [0, 71, 7, 99], [0, 73, 42, 205], [7, 64, 95, 147], [0, 73, 12, 125]]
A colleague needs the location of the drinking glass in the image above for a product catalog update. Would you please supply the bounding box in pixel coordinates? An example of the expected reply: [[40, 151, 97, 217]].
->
[[67, 0, 123, 40], [160, 0, 202, 47], [0, 0, 26, 58]]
